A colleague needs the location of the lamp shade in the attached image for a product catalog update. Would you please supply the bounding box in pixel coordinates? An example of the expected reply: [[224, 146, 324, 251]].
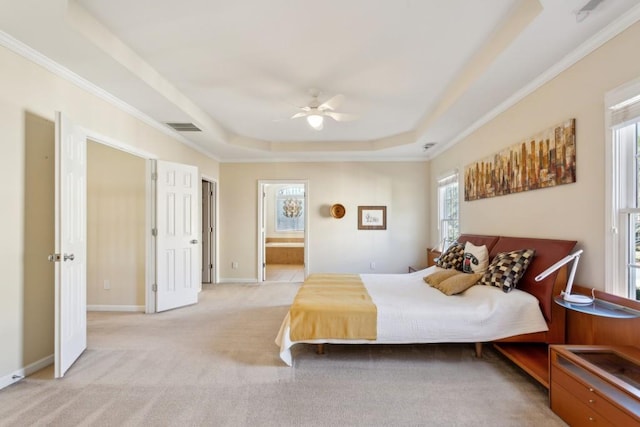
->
[[306, 114, 324, 130]]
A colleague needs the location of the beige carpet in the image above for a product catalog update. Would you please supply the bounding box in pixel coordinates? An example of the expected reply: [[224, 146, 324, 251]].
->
[[0, 282, 566, 426]]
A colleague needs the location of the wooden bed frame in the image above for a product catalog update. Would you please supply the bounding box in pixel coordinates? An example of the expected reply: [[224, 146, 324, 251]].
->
[[291, 234, 577, 386], [315, 234, 577, 385], [457, 234, 576, 342], [456, 234, 577, 387]]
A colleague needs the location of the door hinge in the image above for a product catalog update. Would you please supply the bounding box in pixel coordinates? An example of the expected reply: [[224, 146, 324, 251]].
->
[[151, 172, 158, 181], [210, 264, 213, 269], [152, 284, 157, 292], [152, 228, 157, 236]]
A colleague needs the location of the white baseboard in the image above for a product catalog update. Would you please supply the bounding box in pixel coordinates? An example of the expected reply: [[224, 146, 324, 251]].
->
[[87, 305, 145, 312], [0, 354, 54, 391]]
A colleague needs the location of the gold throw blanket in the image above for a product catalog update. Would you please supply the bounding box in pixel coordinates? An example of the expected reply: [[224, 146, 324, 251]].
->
[[289, 274, 377, 341]]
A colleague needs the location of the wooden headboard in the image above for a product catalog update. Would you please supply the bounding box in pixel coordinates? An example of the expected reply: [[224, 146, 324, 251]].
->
[[457, 234, 577, 344], [457, 234, 500, 252]]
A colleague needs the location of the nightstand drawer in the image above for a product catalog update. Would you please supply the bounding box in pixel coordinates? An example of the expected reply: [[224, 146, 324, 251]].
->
[[552, 365, 612, 416], [551, 381, 614, 427]]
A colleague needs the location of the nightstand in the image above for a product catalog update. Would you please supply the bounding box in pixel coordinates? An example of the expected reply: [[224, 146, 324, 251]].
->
[[427, 248, 441, 267], [550, 345, 640, 426]]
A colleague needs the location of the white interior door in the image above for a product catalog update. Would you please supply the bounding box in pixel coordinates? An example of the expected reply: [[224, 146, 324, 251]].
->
[[156, 160, 199, 312], [54, 112, 87, 378], [260, 184, 267, 281]]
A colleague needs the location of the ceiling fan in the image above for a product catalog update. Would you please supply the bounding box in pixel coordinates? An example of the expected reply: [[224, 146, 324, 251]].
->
[[290, 90, 357, 130]]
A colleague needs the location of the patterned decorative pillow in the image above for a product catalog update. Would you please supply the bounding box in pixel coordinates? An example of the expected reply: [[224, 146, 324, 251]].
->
[[434, 242, 465, 270], [479, 249, 536, 293], [462, 242, 489, 274]]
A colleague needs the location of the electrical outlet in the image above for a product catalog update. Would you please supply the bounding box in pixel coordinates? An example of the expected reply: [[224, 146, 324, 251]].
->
[[232, 261, 238, 269], [370, 262, 376, 270], [103, 280, 110, 290]]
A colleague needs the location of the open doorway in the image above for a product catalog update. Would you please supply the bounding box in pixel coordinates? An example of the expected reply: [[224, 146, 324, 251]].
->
[[87, 140, 147, 312], [258, 181, 308, 282], [23, 113, 151, 378], [24, 112, 206, 378], [86, 146, 203, 314], [68, 138, 203, 315], [201, 178, 217, 284]]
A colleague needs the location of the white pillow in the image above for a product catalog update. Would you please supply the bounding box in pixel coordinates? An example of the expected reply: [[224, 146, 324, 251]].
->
[[462, 242, 489, 274]]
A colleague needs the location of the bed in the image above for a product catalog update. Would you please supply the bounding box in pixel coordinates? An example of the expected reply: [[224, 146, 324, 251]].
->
[[275, 234, 577, 366]]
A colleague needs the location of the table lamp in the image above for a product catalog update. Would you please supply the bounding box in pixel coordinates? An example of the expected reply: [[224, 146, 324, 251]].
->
[[535, 249, 592, 304]]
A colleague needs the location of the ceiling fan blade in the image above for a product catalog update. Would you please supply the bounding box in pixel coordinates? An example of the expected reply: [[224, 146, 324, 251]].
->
[[319, 94, 345, 111], [290, 112, 308, 119], [324, 111, 358, 122]]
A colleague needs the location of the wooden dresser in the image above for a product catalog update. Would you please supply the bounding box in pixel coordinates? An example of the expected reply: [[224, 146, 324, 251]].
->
[[550, 345, 640, 426]]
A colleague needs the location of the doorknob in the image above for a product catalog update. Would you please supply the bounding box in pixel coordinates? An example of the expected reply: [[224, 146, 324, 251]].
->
[[190, 239, 199, 244], [63, 253, 75, 261]]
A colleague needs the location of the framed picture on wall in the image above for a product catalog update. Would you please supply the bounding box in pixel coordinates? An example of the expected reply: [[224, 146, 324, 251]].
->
[[358, 206, 386, 230]]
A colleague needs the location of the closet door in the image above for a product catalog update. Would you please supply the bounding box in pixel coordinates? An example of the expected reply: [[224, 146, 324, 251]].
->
[[155, 160, 200, 312], [53, 111, 87, 378]]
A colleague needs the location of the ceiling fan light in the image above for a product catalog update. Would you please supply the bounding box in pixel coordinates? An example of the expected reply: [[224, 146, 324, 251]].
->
[[307, 114, 324, 130]]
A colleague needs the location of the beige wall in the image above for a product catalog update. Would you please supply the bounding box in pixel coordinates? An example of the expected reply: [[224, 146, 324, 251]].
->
[[23, 112, 55, 370], [429, 21, 640, 290], [87, 141, 146, 308], [0, 44, 219, 385], [220, 162, 430, 280]]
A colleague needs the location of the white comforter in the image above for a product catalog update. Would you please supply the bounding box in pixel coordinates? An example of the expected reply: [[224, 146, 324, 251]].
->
[[275, 267, 548, 366]]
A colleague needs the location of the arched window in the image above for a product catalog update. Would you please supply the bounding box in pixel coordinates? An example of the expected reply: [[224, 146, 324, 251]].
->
[[276, 186, 304, 232]]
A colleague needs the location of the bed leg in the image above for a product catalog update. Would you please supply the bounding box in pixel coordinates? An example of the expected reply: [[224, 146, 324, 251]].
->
[[316, 344, 325, 355], [474, 342, 483, 358]]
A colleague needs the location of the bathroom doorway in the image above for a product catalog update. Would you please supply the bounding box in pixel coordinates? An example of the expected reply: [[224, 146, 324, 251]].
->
[[257, 180, 308, 282]]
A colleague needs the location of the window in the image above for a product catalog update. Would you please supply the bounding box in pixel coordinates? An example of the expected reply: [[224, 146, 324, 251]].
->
[[438, 171, 459, 249], [276, 186, 304, 232], [608, 84, 640, 300]]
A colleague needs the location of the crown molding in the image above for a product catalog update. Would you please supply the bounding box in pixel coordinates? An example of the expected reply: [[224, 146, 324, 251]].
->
[[221, 154, 429, 164], [0, 30, 220, 162], [4, 1, 639, 166], [429, 3, 640, 161]]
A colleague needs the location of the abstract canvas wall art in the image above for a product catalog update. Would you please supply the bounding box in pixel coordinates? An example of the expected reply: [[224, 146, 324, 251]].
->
[[464, 118, 576, 201]]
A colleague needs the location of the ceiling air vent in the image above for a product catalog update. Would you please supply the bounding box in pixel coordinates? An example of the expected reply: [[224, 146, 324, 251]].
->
[[165, 122, 201, 132], [575, 0, 605, 22], [422, 142, 436, 151]]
